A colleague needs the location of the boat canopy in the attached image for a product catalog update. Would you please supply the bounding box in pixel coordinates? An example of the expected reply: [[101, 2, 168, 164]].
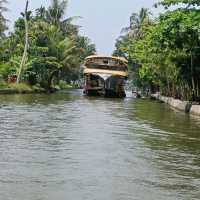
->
[[84, 55, 128, 65], [83, 68, 128, 78], [83, 55, 128, 79]]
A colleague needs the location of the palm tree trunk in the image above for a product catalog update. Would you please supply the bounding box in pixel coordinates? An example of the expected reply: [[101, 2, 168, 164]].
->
[[17, 0, 29, 83], [190, 51, 196, 100]]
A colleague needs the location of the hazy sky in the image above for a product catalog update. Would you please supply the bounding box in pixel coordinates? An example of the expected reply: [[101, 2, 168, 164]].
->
[[5, 0, 162, 54]]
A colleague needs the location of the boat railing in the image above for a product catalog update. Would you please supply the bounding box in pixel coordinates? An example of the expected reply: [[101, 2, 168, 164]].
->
[[85, 63, 127, 72]]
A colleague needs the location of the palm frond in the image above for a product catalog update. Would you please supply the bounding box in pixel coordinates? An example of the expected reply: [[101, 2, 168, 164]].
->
[[62, 16, 81, 24]]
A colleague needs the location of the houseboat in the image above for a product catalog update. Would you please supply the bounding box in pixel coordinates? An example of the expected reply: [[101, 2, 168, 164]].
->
[[83, 55, 128, 97]]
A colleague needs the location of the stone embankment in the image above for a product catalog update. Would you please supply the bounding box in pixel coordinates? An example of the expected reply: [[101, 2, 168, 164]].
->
[[151, 93, 200, 116]]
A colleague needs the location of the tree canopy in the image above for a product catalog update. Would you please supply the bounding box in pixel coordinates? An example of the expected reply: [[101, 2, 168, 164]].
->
[[0, 0, 7, 36], [157, 0, 200, 8], [0, 0, 96, 90], [114, 4, 200, 101]]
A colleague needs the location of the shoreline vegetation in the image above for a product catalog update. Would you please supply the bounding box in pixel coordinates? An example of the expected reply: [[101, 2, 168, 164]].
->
[[0, 0, 95, 92], [113, 0, 200, 104], [0, 81, 80, 94]]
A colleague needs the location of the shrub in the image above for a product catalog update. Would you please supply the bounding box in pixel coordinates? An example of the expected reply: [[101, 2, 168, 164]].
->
[[8, 83, 33, 93], [0, 81, 9, 89], [58, 80, 73, 89], [0, 63, 15, 80]]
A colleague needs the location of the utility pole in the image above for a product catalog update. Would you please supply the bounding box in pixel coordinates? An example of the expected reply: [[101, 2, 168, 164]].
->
[[17, 0, 29, 83]]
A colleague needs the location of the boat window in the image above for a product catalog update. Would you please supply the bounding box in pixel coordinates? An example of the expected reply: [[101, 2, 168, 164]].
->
[[87, 64, 127, 71], [103, 60, 109, 65]]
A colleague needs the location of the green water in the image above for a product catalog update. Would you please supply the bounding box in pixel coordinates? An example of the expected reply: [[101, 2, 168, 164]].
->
[[0, 90, 199, 200]]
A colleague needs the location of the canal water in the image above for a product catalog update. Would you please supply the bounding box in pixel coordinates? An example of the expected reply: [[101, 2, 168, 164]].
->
[[0, 90, 200, 200]]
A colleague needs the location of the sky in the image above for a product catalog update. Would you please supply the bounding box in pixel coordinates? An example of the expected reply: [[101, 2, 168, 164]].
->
[[5, 0, 162, 55]]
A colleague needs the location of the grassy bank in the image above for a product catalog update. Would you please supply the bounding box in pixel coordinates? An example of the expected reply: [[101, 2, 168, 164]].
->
[[57, 80, 78, 90], [0, 81, 80, 95], [0, 83, 46, 94]]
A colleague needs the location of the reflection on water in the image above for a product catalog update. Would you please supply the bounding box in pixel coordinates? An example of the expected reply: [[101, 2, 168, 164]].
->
[[0, 90, 200, 200]]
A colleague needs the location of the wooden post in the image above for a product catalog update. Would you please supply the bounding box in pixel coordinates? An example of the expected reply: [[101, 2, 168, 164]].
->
[[17, 0, 29, 83]]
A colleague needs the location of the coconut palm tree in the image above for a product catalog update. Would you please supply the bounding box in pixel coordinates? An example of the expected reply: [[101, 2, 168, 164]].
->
[[0, 0, 8, 36], [121, 8, 152, 39], [35, 6, 46, 20], [17, 0, 29, 83], [46, 0, 80, 34], [46, 0, 69, 26]]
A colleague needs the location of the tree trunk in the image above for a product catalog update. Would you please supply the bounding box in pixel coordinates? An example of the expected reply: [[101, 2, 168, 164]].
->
[[17, 0, 29, 83], [190, 51, 196, 100], [48, 70, 59, 91]]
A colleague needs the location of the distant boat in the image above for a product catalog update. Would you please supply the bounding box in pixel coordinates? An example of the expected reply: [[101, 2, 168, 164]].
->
[[83, 55, 128, 98]]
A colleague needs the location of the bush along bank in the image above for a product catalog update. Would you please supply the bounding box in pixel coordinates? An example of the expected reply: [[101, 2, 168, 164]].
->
[[151, 93, 200, 116], [0, 83, 46, 94], [0, 80, 81, 95]]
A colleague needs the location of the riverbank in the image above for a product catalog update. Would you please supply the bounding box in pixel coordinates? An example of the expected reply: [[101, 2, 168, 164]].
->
[[0, 82, 79, 95], [151, 93, 200, 116], [0, 83, 46, 94]]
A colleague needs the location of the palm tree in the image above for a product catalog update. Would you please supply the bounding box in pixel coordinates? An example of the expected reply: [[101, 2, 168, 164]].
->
[[46, 0, 68, 26], [35, 6, 46, 20], [0, 0, 8, 36], [17, 0, 29, 83], [46, 0, 80, 34], [121, 8, 152, 39]]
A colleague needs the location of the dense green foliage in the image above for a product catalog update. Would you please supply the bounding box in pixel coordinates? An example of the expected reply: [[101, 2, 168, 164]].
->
[[0, 0, 7, 36], [0, 0, 95, 90], [114, 0, 200, 101]]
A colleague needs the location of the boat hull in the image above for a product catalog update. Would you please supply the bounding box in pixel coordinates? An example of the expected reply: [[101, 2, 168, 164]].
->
[[83, 75, 126, 98], [83, 88, 126, 98], [83, 89, 126, 98]]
